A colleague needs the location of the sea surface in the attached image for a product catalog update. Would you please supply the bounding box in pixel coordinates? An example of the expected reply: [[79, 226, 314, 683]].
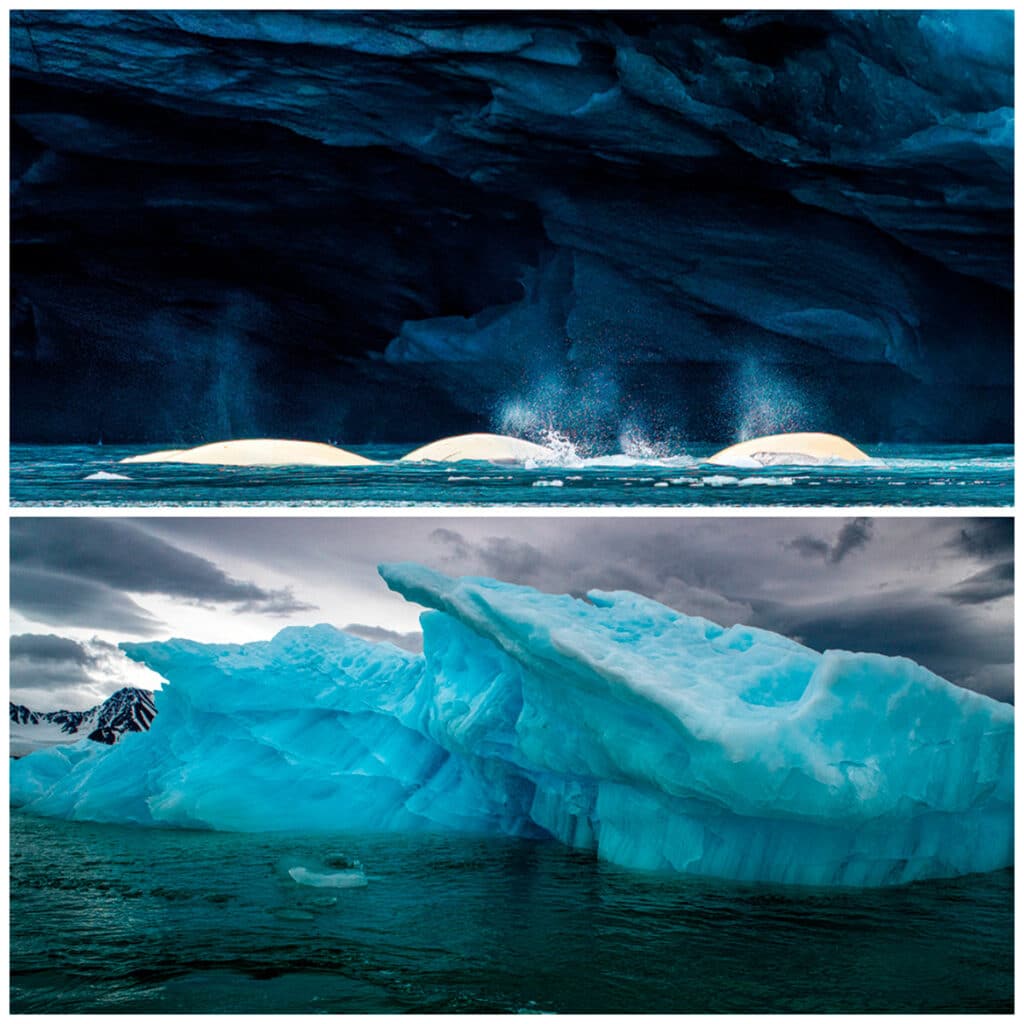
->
[[9, 443, 1014, 506], [10, 813, 1013, 1013]]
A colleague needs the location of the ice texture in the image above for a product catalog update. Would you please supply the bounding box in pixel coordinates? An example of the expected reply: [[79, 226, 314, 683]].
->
[[11, 565, 1013, 887]]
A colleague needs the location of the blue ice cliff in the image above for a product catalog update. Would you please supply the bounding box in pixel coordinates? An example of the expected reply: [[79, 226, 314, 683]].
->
[[10, 12, 1013, 445], [10, 565, 1013, 887]]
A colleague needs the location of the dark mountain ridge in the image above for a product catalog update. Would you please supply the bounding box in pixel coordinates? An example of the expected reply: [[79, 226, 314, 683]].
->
[[10, 687, 156, 748]]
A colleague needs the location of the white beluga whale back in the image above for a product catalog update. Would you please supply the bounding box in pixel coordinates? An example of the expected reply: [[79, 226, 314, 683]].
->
[[400, 433, 552, 464], [708, 432, 870, 467], [120, 439, 377, 467]]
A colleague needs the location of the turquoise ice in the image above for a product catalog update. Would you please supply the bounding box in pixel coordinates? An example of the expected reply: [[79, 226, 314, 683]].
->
[[10, 564, 1013, 886]]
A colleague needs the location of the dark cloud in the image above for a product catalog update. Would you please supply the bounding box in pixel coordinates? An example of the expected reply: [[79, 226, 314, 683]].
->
[[958, 663, 1015, 705], [10, 633, 94, 665], [942, 562, 1014, 606], [9, 633, 147, 710], [11, 663, 98, 695], [341, 623, 423, 653], [430, 528, 470, 559], [11, 566, 164, 634], [787, 517, 874, 564], [789, 600, 982, 663], [429, 525, 738, 618], [10, 519, 315, 627], [786, 536, 830, 559], [764, 591, 1014, 692], [948, 519, 1014, 559], [829, 517, 874, 563], [432, 529, 547, 585]]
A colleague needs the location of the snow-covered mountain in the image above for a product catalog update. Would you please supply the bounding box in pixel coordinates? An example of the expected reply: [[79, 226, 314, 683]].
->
[[10, 688, 155, 756]]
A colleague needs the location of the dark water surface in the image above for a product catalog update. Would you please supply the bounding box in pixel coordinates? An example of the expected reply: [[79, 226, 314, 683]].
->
[[10, 443, 1014, 507], [10, 814, 1013, 1013]]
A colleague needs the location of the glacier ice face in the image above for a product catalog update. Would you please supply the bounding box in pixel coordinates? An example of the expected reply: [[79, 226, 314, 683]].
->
[[11, 565, 1013, 887], [11, 12, 1013, 444]]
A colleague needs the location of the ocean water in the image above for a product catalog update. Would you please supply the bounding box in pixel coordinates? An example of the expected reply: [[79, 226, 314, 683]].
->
[[9, 443, 1014, 506], [10, 813, 1013, 1013]]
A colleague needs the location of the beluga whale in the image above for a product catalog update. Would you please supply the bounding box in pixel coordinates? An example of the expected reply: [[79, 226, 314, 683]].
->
[[707, 432, 870, 467], [400, 433, 551, 464], [120, 439, 377, 467]]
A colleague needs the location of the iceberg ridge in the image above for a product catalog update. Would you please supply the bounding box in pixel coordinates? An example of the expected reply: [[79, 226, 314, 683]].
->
[[10, 565, 1013, 887]]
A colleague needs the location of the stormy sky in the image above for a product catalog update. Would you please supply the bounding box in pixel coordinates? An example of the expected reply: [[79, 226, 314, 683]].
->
[[9, 516, 1013, 709]]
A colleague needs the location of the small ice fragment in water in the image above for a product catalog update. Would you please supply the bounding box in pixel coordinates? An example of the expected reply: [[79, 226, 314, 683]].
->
[[532, 479, 564, 487], [289, 865, 368, 888], [84, 471, 132, 481]]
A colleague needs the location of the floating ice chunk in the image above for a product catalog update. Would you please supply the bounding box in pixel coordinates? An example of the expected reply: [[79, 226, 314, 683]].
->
[[288, 866, 368, 888], [84, 471, 132, 481], [532, 479, 564, 487], [698, 474, 795, 487]]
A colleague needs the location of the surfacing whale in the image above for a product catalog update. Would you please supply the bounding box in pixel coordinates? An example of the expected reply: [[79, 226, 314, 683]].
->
[[120, 439, 377, 467], [707, 432, 870, 467]]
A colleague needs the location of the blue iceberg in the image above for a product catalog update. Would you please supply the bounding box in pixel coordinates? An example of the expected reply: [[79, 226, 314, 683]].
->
[[11, 564, 1013, 887]]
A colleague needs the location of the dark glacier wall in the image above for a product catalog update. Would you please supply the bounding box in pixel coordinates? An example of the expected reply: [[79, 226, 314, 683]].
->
[[10, 10, 1014, 444]]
